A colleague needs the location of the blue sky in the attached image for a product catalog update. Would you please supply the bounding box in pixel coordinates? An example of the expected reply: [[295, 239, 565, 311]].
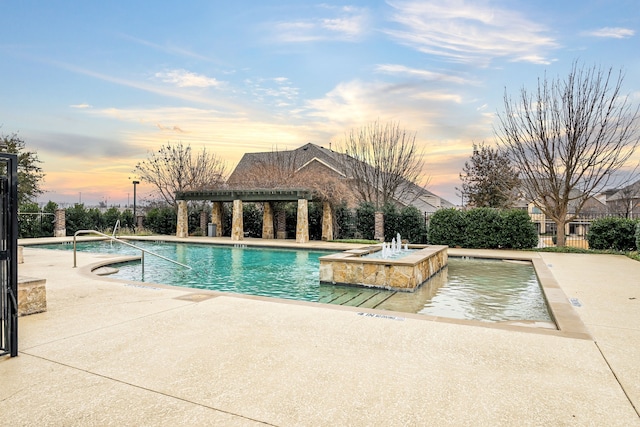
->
[[1, 0, 638, 206]]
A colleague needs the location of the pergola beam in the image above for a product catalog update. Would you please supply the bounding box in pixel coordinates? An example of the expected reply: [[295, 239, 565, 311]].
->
[[176, 188, 313, 202]]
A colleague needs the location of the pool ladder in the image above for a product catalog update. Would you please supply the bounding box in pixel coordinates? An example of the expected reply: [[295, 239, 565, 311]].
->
[[72, 230, 192, 276]]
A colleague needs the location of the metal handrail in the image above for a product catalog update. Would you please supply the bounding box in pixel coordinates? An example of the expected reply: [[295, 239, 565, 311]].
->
[[72, 230, 191, 275]]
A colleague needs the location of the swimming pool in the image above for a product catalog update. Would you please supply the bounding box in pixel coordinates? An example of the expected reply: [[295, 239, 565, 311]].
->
[[37, 240, 552, 323]]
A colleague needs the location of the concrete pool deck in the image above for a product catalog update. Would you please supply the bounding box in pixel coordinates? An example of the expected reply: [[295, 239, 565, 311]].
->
[[2, 237, 640, 425]]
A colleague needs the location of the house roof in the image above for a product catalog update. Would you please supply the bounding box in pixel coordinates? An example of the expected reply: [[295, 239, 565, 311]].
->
[[226, 142, 454, 213]]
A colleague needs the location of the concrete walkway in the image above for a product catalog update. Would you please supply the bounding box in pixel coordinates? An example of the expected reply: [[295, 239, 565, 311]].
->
[[1, 240, 639, 426]]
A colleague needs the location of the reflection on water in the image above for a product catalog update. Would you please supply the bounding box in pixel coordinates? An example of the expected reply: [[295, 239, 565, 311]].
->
[[39, 241, 551, 323], [378, 258, 551, 322]]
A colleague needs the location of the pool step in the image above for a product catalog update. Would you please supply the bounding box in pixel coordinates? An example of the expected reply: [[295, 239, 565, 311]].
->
[[318, 287, 396, 309]]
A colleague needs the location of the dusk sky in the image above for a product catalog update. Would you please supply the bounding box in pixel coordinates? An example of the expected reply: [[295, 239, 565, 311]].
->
[[1, 0, 639, 207]]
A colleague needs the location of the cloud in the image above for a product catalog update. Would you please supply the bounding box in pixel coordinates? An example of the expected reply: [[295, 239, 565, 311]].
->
[[375, 64, 478, 85], [155, 69, 223, 88], [69, 103, 92, 109], [29, 132, 137, 159], [385, 0, 558, 65], [583, 27, 635, 39], [270, 6, 370, 42], [117, 33, 216, 62]]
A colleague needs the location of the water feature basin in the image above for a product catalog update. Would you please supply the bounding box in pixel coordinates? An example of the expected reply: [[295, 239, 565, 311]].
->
[[319, 244, 448, 292]]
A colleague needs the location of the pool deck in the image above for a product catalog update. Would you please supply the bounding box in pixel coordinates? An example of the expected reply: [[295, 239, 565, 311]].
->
[[2, 236, 640, 425]]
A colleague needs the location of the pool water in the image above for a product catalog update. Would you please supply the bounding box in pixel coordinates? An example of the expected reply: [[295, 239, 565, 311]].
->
[[39, 241, 552, 323]]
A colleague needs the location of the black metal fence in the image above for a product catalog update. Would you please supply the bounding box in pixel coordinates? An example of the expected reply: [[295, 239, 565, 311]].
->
[[0, 153, 18, 357], [530, 212, 640, 249]]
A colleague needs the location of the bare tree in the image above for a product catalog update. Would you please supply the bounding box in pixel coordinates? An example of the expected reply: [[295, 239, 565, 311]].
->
[[496, 62, 640, 246], [134, 141, 227, 207], [337, 120, 427, 210], [457, 142, 520, 208], [606, 178, 640, 218]]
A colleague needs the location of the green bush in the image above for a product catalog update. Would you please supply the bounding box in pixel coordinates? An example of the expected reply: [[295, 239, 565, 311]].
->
[[334, 202, 356, 240], [587, 217, 638, 251], [399, 206, 428, 243], [243, 203, 263, 237], [145, 207, 177, 235], [499, 209, 538, 249], [637, 221, 640, 252], [65, 204, 93, 235], [464, 208, 501, 248], [427, 208, 466, 246], [427, 207, 538, 249], [382, 203, 400, 242], [355, 202, 375, 240]]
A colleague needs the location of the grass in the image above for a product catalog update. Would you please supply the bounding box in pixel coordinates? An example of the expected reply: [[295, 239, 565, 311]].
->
[[534, 246, 640, 261]]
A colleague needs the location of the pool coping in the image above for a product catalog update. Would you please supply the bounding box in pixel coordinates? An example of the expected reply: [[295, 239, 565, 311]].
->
[[54, 237, 591, 341]]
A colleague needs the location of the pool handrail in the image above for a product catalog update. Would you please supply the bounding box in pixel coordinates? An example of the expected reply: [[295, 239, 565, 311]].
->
[[72, 230, 192, 274]]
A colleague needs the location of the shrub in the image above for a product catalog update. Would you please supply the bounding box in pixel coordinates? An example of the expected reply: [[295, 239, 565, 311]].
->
[[427, 208, 466, 246], [499, 209, 538, 249], [65, 204, 93, 236], [243, 203, 263, 238], [382, 203, 400, 242], [587, 217, 638, 251], [637, 221, 640, 252], [355, 202, 375, 240], [463, 208, 501, 248], [399, 206, 428, 243], [145, 207, 177, 235], [334, 202, 356, 240]]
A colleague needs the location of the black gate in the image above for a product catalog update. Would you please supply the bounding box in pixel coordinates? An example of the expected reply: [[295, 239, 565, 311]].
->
[[0, 153, 18, 357]]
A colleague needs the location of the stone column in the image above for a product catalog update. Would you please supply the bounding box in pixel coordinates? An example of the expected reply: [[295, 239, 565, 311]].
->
[[136, 215, 144, 230], [231, 199, 244, 241], [176, 200, 188, 237], [200, 211, 208, 235], [374, 211, 384, 241], [276, 209, 286, 239], [54, 209, 66, 237], [211, 202, 222, 237], [321, 201, 333, 241], [262, 202, 274, 239], [296, 199, 309, 243]]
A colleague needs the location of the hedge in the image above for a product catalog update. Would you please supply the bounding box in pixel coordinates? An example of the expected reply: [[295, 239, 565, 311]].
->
[[427, 208, 538, 249], [587, 217, 638, 251]]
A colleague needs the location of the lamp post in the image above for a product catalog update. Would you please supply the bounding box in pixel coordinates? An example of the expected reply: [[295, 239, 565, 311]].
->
[[132, 180, 140, 230]]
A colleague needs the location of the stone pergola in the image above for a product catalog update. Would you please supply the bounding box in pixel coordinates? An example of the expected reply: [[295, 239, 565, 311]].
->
[[175, 189, 334, 243]]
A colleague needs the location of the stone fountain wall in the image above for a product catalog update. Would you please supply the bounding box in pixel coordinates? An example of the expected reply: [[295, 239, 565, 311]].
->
[[319, 245, 448, 292]]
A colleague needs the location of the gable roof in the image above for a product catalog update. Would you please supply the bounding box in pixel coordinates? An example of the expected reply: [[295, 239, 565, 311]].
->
[[226, 142, 454, 212]]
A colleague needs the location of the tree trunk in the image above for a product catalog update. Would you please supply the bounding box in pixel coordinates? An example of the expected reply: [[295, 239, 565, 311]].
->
[[554, 218, 568, 247]]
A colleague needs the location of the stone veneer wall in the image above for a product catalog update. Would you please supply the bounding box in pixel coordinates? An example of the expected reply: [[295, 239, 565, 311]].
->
[[176, 200, 188, 237], [211, 202, 223, 237], [296, 199, 309, 243], [262, 202, 274, 239], [319, 245, 448, 292], [18, 277, 47, 316], [321, 201, 333, 241], [232, 199, 244, 241], [54, 209, 66, 237], [374, 211, 384, 241]]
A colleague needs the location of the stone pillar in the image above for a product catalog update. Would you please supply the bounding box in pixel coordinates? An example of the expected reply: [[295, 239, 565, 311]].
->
[[211, 202, 223, 237], [176, 200, 188, 237], [374, 211, 384, 241], [262, 202, 274, 239], [296, 199, 309, 243], [200, 211, 208, 235], [276, 209, 286, 239], [54, 209, 66, 237], [232, 199, 244, 241], [136, 215, 144, 230], [321, 201, 333, 241]]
